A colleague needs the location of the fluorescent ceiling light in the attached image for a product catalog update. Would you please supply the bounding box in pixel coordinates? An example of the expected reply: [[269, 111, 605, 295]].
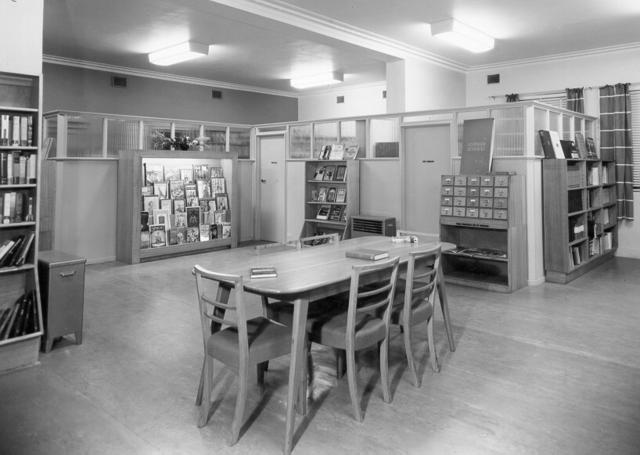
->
[[430, 19, 494, 53], [149, 41, 210, 66], [290, 71, 344, 89]]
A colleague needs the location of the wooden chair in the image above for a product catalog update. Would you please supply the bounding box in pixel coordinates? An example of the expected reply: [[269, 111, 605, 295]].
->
[[395, 229, 456, 352], [306, 257, 400, 421], [193, 265, 291, 445], [298, 232, 340, 249], [391, 245, 442, 387]]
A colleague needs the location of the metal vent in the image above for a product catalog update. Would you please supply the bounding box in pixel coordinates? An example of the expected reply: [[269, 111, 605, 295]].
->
[[487, 74, 500, 84], [351, 215, 396, 238], [336, 95, 344, 104], [212, 90, 222, 99], [111, 76, 127, 88]]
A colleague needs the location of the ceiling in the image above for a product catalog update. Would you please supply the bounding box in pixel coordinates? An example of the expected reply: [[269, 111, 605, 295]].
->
[[43, 0, 640, 96]]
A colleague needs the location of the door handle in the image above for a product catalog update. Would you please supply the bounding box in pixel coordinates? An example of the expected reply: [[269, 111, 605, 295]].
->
[[422, 160, 435, 163], [260, 179, 267, 183], [270, 161, 278, 165]]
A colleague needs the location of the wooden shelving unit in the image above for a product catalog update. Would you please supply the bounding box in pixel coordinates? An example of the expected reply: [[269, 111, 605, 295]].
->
[[439, 173, 527, 293], [0, 72, 44, 374], [302, 159, 359, 239], [116, 149, 238, 264], [542, 157, 617, 283]]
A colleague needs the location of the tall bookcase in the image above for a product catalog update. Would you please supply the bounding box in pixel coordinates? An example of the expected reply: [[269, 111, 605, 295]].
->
[[116, 149, 238, 264], [0, 72, 44, 374], [302, 159, 359, 239], [542, 157, 617, 283], [439, 173, 527, 292]]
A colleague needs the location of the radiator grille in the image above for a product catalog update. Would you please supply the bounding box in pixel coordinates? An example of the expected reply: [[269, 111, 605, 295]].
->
[[351, 216, 396, 237]]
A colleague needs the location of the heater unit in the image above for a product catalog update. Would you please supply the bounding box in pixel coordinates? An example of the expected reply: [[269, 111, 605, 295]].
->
[[351, 215, 396, 238]]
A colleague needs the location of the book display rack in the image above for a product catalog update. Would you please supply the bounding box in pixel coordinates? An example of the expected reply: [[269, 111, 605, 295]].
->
[[542, 156, 617, 283], [439, 173, 527, 292], [116, 149, 238, 263], [302, 159, 359, 239], [0, 72, 44, 374]]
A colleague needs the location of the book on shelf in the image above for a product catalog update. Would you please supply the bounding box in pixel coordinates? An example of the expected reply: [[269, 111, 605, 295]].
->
[[560, 140, 578, 159], [335, 187, 346, 203], [145, 163, 164, 184], [199, 224, 210, 242], [328, 205, 343, 221], [143, 195, 160, 214], [159, 198, 172, 212], [153, 208, 171, 230], [11, 231, 35, 267], [334, 165, 347, 181], [345, 248, 389, 261], [586, 137, 598, 158], [317, 187, 327, 202], [574, 133, 588, 159], [186, 207, 200, 228], [0, 302, 19, 340], [310, 189, 319, 201], [141, 185, 154, 197], [174, 212, 187, 228], [215, 194, 229, 211], [193, 164, 210, 181], [153, 182, 168, 199], [316, 204, 331, 220], [250, 266, 278, 279], [173, 199, 186, 213], [180, 168, 193, 183], [320, 145, 331, 160], [326, 187, 337, 202], [210, 166, 224, 178], [149, 224, 167, 248], [548, 131, 565, 159], [313, 166, 325, 181], [323, 165, 336, 181], [213, 210, 228, 224], [199, 198, 215, 214], [329, 144, 345, 160], [343, 145, 359, 160], [0, 114, 9, 146], [602, 232, 613, 251], [169, 180, 185, 199], [539, 130, 557, 159], [11, 116, 19, 146], [209, 223, 219, 240], [571, 246, 582, 266], [587, 166, 600, 186], [163, 167, 181, 182], [0, 307, 12, 339], [176, 227, 187, 244], [196, 180, 212, 199], [211, 177, 226, 194], [140, 230, 150, 249], [184, 183, 197, 200], [221, 223, 232, 239]]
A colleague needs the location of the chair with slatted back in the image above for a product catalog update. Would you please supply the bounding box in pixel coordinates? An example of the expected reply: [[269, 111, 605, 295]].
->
[[193, 265, 291, 445], [391, 245, 442, 387], [306, 257, 400, 422]]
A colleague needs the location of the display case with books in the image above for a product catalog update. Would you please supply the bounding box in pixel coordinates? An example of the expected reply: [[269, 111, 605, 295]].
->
[[542, 156, 617, 283], [116, 149, 238, 263], [302, 159, 359, 239], [0, 72, 44, 374]]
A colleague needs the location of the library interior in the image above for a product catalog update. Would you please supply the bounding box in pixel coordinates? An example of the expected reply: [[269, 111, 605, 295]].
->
[[1, 1, 639, 454]]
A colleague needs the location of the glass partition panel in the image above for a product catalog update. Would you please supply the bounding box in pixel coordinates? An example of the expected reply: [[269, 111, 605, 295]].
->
[[534, 107, 549, 156], [66, 114, 104, 157], [562, 114, 572, 140], [43, 115, 58, 158], [107, 118, 140, 155], [370, 117, 399, 158], [203, 126, 226, 152], [144, 121, 172, 150], [313, 122, 338, 158], [573, 117, 582, 138], [491, 106, 525, 156], [229, 127, 250, 159], [289, 124, 311, 159], [549, 111, 561, 135], [174, 123, 201, 151], [339, 119, 366, 157]]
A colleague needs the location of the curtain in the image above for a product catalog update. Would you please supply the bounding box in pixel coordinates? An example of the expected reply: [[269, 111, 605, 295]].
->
[[600, 83, 634, 220], [566, 88, 584, 113]]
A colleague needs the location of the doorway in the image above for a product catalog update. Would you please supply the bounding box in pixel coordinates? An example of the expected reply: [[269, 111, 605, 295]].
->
[[257, 134, 286, 242], [403, 123, 452, 234]]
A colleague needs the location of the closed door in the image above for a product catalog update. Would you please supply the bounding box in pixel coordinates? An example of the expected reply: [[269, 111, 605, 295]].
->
[[258, 135, 286, 242], [403, 124, 451, 234]]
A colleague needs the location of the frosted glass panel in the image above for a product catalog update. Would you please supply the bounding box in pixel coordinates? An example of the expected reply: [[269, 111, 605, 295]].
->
[[44, 116, 58, 158], [107, 119, 140, 155], [339, 120, 366, 156], [313, 122, 338, 158], [491, 107, 525, 156], [289, 124, 311, 159], [174, 123, 200, 151], [144, 121, 172, 150], [370, 118, 399, 158], [66, 115, 103, 157], [562, 115, 571, 140], [203, 126, 226, 152], [230, 128, 250, 159]]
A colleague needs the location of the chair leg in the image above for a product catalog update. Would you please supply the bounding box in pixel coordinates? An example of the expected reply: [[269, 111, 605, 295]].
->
[[427, 317, 440, 373], [402, 322, 419, 387], [380, 337, 391, 403], [195, 359, 205, 406], [230, 362, 249, 445], [198, 355, 213, 427], [335, 348, 346, 379], [345, 348, 362, 422], [257, 361, 267, 388]]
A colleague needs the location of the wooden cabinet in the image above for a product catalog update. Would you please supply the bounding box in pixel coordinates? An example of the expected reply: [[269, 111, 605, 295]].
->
[[542, 158, 617, 283], [116, 149, 238, 264], [302, 160, 359, 239], [0, 72, 44, 374], [439, 174, 527, 293]]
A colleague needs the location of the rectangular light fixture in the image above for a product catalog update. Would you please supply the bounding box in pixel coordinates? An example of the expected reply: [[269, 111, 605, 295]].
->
[[430, 19, 494, 53], [290, 71, 344, 89], [149, 41, 210, 66]]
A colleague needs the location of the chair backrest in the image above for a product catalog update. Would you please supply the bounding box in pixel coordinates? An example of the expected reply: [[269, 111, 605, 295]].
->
[[299, 232, 340, 249], [346, 257, 400, 342], [193, 265, 249, 355], [403, 245, 441, 315]]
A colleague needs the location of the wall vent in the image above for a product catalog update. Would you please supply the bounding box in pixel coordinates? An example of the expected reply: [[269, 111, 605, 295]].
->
[[212, 90, 222, 99], [487, 74, 500, 84], [336, 95, 344, 104], [382, 90, 387, 99], [111, 76, 127, 88]]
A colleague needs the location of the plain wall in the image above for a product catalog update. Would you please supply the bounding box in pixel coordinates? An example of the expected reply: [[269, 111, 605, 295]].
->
[[0, 0, 43, 75], [297, 82, 387, 121], [466, 47, 640, 259]]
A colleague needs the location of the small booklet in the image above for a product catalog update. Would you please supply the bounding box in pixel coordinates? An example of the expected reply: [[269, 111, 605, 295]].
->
[[345, 248, 389, 261], [250, 266, 278, 279]]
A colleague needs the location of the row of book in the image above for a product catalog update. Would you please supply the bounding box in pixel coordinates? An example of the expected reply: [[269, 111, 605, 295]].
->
[[312, 164, 347, 181], [0, 232, 35, 268], [144, 163, 224, 185], [318, 143, 359, 161], [538, 130, 598, 160], [315, 204, 347, 222], [2, 191, 35, 224], [0, 151, 37, 185], [0, 113, 34, 148], [311, 186, 346, 203], [0, 290, 38, 341], [143, 222, 231, 248]]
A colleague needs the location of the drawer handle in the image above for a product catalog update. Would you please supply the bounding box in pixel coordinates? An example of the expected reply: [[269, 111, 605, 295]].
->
[[59, 271, 76, 278]]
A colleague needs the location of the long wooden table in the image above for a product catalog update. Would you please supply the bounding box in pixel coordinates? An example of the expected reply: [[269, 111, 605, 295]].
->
[[200, 236, 455, 454]]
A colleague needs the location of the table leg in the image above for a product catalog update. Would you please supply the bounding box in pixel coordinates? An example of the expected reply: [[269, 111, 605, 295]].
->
[[284, 297, 309, 455], [437, 262, 456, 352]]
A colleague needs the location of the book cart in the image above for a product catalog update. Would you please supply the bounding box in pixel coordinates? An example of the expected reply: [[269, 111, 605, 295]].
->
[[116, 149, 238, 264], [302, 159, 359, 239], [542, 155, 617, 283], [439, 173, 527, 292], [0, 72, 44, 374]]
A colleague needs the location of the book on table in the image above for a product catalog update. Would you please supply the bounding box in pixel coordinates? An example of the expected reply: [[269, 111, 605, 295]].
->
[[345, 248, 389, 261], [250, 266, 278, 279]]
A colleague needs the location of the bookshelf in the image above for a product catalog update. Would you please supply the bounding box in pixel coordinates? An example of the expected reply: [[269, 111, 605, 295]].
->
[[542, 157, 617, 283], [302, 159, 359, 239], [116, 149, 238, 264], [439, 173, 527, 292], [0, 72, 44, 374]]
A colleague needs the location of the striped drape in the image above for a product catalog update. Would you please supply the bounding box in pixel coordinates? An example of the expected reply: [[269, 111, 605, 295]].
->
[[566, 88, 584, 113], [600, 83, 634, 220]]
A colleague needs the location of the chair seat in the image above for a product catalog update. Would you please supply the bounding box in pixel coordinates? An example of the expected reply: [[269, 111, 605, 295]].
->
[[307, 311, 386, 351], [207, 316, 291, 368]]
